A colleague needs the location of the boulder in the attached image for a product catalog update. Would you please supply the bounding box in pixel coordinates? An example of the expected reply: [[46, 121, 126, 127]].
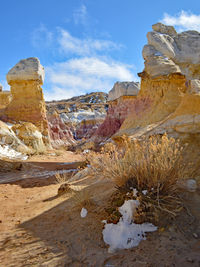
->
[[144, 55, 181, 77], [12, 122, 46, 153], [0, 120, 31, 155]]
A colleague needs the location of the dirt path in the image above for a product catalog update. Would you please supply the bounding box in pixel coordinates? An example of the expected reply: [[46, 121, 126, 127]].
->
[[0, 150, 84, 184], [0, 152, 200, 266]]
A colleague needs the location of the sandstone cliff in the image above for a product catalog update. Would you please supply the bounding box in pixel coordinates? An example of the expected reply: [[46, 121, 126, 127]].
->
[[113, 23, 200, 143], [92, 82, 139, 143], [47, 109, 76, 148], [46, 92, 108, 142]]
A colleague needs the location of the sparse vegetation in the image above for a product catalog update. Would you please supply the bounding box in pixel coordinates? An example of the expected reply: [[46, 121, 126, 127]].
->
[[88, 134, 197, 224], [55, 171, 69, 184], [72, 187, 94, 208]]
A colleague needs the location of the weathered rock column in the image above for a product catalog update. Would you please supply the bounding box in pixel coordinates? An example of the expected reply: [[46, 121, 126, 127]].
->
[[5, 57, 50, 145], [93, 82, 140, 142]]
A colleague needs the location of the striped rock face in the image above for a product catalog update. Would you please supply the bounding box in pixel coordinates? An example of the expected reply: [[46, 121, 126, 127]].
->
[[3, 57, 51, 146], [113, 23, 200, 144]]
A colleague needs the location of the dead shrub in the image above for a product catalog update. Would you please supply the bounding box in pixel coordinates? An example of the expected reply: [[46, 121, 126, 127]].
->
[[88, 134, 197, 223], [72, 187, 94, 208], [55, 171, 69, 184]]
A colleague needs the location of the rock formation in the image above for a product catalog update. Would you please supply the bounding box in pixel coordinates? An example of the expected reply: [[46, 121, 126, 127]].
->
[[108, 82, 139, 101], [3, 57, 50, 145], [113, 23, 200, 143], [47, 109, 76, 148], [0, 120, 31, 157], [12, 122, 46, 153], [143, 23, 200, 79], [46, 92, 108, 142], [93, 82, 140, 142]]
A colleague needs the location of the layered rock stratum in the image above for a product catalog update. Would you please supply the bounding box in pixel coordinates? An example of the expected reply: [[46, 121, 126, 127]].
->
[[0, 57, 51, 160], [92, 82, 140, 143], [112, 23, 200, 143], [3, 57, 50, 145], [46, 92, 108, 143]]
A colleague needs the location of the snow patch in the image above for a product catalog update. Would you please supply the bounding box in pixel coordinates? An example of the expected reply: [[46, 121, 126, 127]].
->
[[0, 145, 28, 160], [83, 149, 90, 154], [133, 188, 138, 196], [102, 199, 157, 253], [80, 207, 88, 218], [142, 190, 148, 195]]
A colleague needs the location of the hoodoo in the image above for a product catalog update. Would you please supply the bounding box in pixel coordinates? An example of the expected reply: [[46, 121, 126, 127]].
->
[[4, 57, 50, 145], [113, 23, 200, 142]]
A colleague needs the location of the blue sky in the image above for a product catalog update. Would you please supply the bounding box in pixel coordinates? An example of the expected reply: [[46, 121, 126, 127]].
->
[[0, 0, 200, 100]]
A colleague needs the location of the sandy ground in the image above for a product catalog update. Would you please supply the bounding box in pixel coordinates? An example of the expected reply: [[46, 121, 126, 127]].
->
[[0, 151, 200, 267]]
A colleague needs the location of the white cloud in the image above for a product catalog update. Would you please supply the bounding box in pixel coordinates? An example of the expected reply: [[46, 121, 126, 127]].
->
[[31, 24, 53, 48], [30, 24, 136, 101], [58, 29, 123, 56], [44, 57, 137, 101], [73, 4, 87, 26], [161, 11, 200, 32]]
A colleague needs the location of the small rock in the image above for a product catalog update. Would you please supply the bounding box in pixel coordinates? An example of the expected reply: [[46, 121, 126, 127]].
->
[[186, 257, 195, 263], [57, 183, 72, 195], [193, 233, 198, 238]]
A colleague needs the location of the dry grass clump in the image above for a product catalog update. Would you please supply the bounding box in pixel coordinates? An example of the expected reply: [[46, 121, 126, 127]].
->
[[72, 188, 94, 208], [88, 134, 196, 223], [55, 172, 69, 184]]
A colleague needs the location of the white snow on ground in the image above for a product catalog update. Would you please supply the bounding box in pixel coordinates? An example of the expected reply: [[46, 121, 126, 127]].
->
[[133, 188, 138, 196], [82, 149, 90, 154], [80, 207, 88, 218], [102, 199, 157, 253], [142, 190, 148, 195], [0, 144, 28, 160]]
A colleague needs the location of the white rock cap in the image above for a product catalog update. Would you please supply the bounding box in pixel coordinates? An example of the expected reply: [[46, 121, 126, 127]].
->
[[108, 82, 139, 101], [7, 57, 45, 84], [143, 23, 200, 79]]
